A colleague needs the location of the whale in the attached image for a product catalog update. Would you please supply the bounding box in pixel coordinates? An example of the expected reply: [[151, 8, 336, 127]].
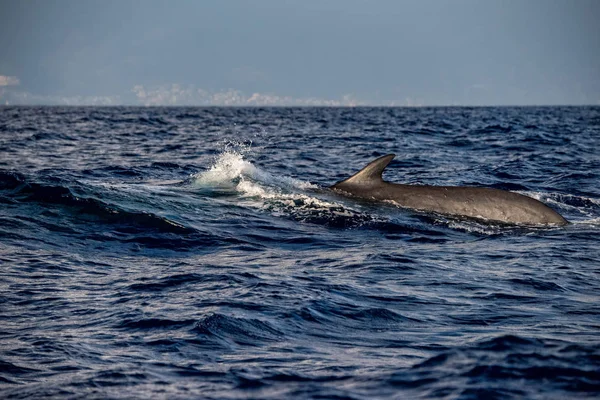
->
[[331, 154, 568, 226]]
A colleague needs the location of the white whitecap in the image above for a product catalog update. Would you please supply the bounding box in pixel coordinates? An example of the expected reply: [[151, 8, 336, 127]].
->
[[193, 151, 315, 191]]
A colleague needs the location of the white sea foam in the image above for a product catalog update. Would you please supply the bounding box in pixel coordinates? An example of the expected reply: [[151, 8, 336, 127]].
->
[[194, 151, 315, 191], [516, 190, 600, 226], [192, 151, 376, 224], [518, 191, 600, 207], [193, 151, 331, 206], [570, 217, 600, 227]]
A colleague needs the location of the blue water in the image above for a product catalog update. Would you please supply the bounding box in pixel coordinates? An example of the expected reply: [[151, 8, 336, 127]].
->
[[1, 106, 599, 399]]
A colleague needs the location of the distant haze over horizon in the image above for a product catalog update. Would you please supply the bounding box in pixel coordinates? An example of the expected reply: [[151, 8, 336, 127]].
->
[[1, 0, 599, 106]]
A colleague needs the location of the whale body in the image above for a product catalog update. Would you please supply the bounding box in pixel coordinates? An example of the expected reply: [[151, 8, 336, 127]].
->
[[331, 154, 568, 226]]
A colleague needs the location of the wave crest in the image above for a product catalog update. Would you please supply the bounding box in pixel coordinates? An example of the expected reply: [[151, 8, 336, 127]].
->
[[193, 152, 378, 227]]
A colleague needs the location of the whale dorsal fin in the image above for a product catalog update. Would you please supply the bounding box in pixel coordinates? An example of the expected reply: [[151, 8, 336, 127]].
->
[[333, 154, 395, 187]]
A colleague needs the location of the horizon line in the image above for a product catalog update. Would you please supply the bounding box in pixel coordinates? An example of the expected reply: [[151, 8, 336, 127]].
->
[[1, 104, 599, 108]]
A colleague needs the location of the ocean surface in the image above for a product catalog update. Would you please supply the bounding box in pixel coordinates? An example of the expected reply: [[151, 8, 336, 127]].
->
[[0, 106, 599, 399]]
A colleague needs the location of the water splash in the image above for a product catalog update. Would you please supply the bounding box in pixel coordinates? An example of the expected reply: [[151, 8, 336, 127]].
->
[[194, 151, 315, 191], [193, 150, 379, 227]]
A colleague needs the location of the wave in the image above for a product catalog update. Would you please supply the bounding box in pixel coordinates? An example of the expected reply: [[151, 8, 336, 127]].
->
[[193, 151, 382, 228], [519, 191, 600, 225], [397, 335, 600, 394], [117, 318, 196, 330], [193, 150, 315, 191], [0, 170, 194, 235], [193, 313, 284, 346]]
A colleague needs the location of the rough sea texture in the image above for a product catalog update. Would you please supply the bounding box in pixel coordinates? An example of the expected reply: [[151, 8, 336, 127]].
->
[[0, 106, 599, 399]]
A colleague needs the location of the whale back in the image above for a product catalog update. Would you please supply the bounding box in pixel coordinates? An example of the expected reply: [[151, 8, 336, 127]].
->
[[330, 153, 568, 226]]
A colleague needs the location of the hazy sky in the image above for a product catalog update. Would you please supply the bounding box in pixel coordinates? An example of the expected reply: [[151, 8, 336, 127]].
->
[[0, 0, 599, 106]]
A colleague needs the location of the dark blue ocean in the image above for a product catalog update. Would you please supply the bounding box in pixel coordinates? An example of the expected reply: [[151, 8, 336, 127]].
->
[[1, 106, 599, 399]]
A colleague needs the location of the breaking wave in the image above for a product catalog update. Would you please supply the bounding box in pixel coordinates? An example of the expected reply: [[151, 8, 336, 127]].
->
[[193, 151, 382, 227]]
